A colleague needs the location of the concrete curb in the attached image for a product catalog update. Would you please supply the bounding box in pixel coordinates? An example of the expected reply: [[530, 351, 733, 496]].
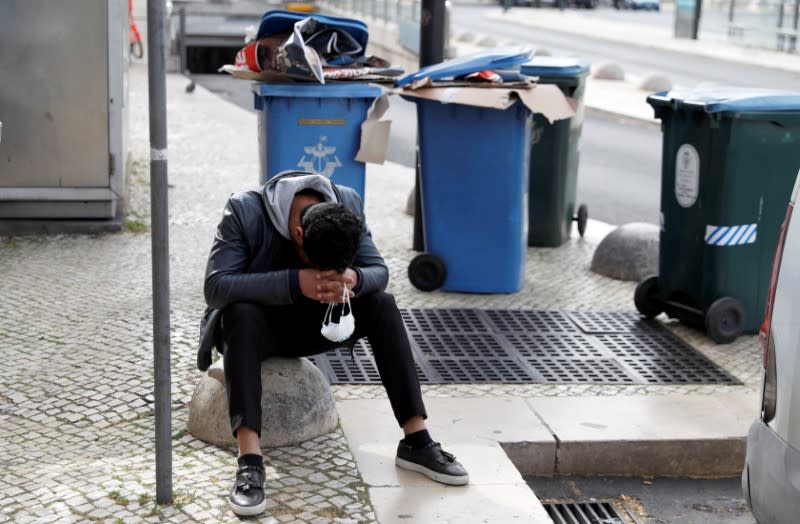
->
[[504, 438, 746, 478]]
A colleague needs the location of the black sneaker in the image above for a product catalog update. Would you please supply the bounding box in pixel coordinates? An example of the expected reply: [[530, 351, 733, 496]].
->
[[395, 441, 469, 486], [229, 464, 267, 516]]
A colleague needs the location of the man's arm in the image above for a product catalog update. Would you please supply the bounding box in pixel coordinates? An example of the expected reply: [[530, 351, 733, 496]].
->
[[203, 194, 296, 309]]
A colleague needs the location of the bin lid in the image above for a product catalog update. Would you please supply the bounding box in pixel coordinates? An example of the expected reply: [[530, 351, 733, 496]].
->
[[255, 9, 369, 52], [394, 47, 535, 87], [519, 57, 590, 78], [648, 87, 800, 114], [252, 82, 382, 99]]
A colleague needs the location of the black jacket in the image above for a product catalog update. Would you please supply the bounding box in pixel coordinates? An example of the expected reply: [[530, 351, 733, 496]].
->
[[196, 176, 388, 371]]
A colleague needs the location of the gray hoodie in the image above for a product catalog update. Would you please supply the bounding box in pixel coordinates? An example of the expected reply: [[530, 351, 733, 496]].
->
[[264, 172, 338, 239]]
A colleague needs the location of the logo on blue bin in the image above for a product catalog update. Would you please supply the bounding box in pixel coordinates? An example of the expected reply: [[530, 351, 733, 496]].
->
[[298, 136, 342, 178]]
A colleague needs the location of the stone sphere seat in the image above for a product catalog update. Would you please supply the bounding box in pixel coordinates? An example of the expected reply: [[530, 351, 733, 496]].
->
[[590, 222, 660, 282], [187, 357, 338, 448]]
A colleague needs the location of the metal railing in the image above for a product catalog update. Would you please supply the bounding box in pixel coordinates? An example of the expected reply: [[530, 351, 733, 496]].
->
[[703, 0, 800, 52]]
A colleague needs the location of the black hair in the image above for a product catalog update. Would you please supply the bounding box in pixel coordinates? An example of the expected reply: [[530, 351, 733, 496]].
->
[[300, 202, 363, 272]]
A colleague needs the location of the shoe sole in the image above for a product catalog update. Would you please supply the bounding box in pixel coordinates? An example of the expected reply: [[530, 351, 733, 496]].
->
[[395, 457, 470, 486], [229, 497, 267, 517]]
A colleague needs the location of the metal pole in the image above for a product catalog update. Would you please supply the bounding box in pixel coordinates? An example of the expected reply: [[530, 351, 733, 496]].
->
[[147, 0, 173, 505], [413, 0, 446, 252], [179, 7, 187, 73], [692, 0, 703, 39], [792, 0, 799, 51]]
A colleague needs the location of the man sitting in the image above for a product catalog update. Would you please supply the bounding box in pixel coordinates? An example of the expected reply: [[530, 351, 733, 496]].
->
[[198, 171, 469, 517]]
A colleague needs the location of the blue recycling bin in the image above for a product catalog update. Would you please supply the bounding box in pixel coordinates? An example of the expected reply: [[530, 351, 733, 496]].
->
[[253, 83, 381, 200], [407, 98, 533, 293]]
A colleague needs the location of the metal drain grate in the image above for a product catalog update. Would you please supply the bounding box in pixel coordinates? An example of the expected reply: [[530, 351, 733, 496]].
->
[[429, 358, 534, 383], [485, 309, 579, 333], [622, 357, 738, 384], [598, 332, 698, 359], [543, 501, 626, 524], [569, 311, 660, 334], [411, 332, 509, 358], [528, 358, 636, 384], [401, 308, 490, 333], [308, 340, 433, 385], [306, 308, 740, 386], [505, 333, 606, 359]]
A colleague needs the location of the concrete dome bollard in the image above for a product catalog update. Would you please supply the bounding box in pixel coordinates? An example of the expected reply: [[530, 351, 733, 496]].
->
[[590, 222, 660, 282], [187, 357, 338, 448]]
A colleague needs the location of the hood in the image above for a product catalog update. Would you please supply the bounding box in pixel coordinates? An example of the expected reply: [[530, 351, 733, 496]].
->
[[263, 171, 339, 239]]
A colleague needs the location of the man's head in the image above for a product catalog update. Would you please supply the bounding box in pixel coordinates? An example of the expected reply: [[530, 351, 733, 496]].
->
[[289, 189, 363, 271]]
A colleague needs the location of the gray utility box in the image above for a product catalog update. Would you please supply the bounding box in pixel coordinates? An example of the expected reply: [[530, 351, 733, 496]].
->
[[0, 0, 129, 220]]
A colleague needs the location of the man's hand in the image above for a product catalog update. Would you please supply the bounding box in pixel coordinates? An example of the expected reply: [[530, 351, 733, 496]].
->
[[299, 268, 358, 303]]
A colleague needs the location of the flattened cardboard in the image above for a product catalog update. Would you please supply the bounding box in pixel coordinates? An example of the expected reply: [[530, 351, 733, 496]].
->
[[355, 94, 392, 164], [395, 83, 575, 124]]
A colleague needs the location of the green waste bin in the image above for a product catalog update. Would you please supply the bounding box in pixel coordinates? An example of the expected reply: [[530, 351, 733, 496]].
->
[[520, 57, 590, 246], [635, 88, 800, 343]]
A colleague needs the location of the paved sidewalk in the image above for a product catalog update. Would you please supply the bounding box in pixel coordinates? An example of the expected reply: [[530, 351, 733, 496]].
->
[[0, 59, 760, 523]]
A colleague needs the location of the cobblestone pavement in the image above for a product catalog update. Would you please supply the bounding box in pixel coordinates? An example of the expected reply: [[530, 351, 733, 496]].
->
[[0, 63, 759, 523]]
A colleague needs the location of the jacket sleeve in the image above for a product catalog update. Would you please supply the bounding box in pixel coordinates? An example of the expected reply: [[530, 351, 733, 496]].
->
[[342, 189, 389, 296], [203, 195, 295, 309]]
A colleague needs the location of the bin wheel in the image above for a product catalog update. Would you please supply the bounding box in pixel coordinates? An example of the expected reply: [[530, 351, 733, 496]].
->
[[705, 297, 745, 344], [634, 275, 663, 318], [574, 204, 589, 237], [408, 253, 447, 292]]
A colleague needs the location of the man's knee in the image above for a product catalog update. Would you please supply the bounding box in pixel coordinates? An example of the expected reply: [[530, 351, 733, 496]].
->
[[221, 302, 264, 329], [356, 291, 398, 313]]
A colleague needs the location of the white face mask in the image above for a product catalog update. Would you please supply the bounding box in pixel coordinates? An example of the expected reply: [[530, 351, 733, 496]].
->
[[321, 285, 355, 343]]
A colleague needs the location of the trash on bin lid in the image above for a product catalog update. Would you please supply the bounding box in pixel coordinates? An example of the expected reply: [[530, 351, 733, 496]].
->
[[648, 87, 800, 113], [520, 57, 590, 78], [394, 47, 535, 87], [256, 10, 369, 52]]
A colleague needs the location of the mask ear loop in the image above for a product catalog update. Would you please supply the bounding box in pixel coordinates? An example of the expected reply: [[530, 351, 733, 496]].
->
[[342, 284, 351, 316], [323, 301, 335, 326]]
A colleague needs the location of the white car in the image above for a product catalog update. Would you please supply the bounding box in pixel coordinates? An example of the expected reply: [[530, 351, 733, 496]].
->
[[742, 170, 800, 523]]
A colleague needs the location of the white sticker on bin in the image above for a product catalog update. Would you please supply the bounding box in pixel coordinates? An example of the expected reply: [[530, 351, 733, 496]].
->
[[704, 224, 758, 246]]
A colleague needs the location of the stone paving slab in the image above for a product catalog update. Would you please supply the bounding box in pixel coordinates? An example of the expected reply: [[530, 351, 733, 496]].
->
[[0, 60, 760, 523]]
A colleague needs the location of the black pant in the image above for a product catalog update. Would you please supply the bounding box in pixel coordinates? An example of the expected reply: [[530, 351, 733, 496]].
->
[[220, 291, 427, 437]]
